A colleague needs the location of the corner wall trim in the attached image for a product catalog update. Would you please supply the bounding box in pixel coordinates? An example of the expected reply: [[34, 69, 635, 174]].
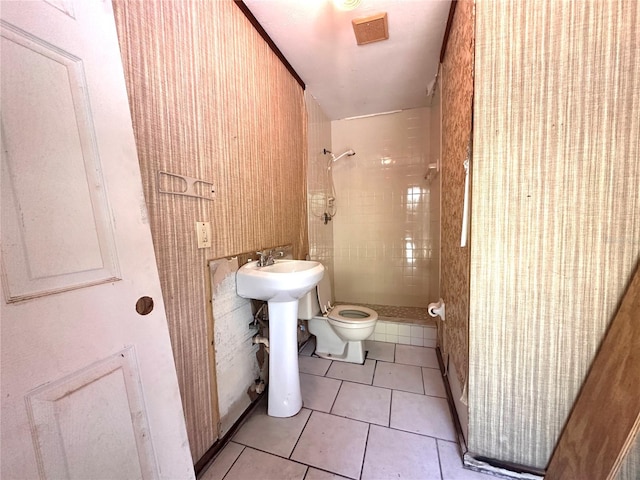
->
[[439, 0, 458, 63], [233, 1, 306, 89], [436, 347, 467, 449], [464, 453, 545, 480]]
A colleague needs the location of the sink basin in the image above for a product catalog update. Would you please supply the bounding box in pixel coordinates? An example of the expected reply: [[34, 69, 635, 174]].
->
[[237, 259, 325, 303], [236, 258, 325, 418]]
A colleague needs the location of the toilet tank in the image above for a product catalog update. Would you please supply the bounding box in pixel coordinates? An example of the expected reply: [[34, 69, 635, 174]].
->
[[298, 286, 320, 319], [297, 274, 333, 319]]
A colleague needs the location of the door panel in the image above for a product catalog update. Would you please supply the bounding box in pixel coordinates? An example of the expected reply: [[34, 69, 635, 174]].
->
[[0, 1, 194, 478], [1, 21, 119, 301], [26, 347, 154, 479]]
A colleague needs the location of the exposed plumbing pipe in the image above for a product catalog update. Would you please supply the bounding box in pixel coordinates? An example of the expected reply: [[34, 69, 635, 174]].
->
[[253, 334, 269, 353], [252, 303, 268, 329]]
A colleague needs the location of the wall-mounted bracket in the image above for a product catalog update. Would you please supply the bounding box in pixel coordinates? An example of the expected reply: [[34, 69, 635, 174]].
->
[[158, 170, 215, 201]]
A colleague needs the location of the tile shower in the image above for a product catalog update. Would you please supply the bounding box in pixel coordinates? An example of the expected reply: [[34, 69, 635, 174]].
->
[[307, 96, 440, 321]]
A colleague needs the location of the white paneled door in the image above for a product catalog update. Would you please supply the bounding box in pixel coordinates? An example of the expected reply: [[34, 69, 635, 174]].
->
[[0, 1, 194, 478]]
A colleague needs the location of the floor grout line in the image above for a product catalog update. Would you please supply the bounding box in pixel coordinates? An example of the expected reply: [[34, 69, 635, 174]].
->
[[436, 439, 445, 480], [209, 341, 486, 480], [328, 379, 344, 414], [358, 423, 372, 480], [220, 444, 245, 480], [388, 389, 394, 429], [288, 410, 314, 460]]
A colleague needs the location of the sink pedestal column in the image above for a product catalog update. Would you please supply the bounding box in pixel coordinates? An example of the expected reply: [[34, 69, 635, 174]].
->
[[267, 300, 302, 417]]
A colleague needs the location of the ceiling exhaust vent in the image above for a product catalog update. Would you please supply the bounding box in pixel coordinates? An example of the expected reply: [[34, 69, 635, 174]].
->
[[352, 13, 389, 46]]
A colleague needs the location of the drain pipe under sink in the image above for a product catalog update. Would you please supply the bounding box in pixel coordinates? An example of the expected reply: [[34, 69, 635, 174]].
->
[[253, 334, 269, 353]]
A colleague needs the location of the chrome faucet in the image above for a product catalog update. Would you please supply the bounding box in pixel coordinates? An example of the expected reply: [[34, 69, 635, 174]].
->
[[256, 249, 282, 267], [256, 250, 275, 267]]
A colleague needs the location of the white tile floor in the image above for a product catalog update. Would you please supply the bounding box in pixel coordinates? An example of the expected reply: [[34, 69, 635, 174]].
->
[[201, 340, 495, 480]]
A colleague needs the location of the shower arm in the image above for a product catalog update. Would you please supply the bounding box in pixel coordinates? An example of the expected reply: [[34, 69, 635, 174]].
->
[[324, 148, 355, 165]]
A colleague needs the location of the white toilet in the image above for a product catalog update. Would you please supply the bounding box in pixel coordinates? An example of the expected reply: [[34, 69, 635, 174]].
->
[[298, 274, 378, 364]]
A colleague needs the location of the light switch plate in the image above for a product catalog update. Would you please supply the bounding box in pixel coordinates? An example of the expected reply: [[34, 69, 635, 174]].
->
[[196, 222, 211, 248]]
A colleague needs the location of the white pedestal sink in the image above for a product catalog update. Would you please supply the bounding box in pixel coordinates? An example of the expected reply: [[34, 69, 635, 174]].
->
[[237, 259, 324, 417]]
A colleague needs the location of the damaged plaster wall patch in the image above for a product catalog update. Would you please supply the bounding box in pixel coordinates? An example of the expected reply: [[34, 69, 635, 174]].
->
[[210, 257, 260, 436]]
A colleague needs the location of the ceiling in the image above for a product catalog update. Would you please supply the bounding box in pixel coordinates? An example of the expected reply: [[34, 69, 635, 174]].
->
[[242, 0, 452, 121]]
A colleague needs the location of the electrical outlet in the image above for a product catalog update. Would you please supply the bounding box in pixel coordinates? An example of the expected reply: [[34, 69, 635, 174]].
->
[[196, 222, 211, 248]]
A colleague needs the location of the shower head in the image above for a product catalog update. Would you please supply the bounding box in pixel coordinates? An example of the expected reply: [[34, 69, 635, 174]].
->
[[331, 149, 356, 162]]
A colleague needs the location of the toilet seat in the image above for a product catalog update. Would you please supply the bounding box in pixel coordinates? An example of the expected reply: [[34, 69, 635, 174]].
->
[[303, 273, 379, 364], [315, 275, 377, 327], [327, 305, 378, 328]]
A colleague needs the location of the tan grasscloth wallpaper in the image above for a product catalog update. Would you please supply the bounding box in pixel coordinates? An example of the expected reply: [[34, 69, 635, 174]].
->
[[440, 0, 475, 389], [469, 0, 640, 469], [113, 0, 308, 461]]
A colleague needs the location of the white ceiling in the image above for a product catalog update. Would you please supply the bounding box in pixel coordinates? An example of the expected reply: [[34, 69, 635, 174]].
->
[[243, 0, 451, 120]]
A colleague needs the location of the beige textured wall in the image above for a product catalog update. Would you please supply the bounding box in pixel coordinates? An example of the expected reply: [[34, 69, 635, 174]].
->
[[469, 0, 640, 469], [440, 0, 475, 387], [113, 0, 307, 461]]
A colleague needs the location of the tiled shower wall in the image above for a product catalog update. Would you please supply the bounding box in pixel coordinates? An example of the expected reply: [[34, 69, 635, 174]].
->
[[331, 109, 439, 308], [305, 92, 334, 286]]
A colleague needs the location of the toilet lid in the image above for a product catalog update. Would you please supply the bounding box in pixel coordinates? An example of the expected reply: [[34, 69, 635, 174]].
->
[[328, 305, 378, 324]]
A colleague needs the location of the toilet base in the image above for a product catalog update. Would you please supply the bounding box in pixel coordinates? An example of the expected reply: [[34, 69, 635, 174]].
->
[[308, 316, 375, 365], [315, 340, 367, 364]]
